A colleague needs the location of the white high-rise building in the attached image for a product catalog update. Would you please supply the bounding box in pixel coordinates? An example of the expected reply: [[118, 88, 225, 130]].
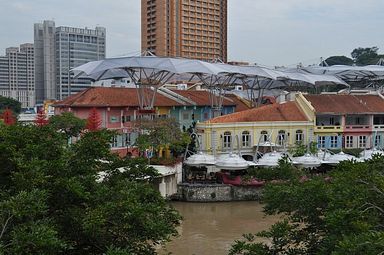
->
[[34, 20, 106, 103], [0, 43, 35, 108]]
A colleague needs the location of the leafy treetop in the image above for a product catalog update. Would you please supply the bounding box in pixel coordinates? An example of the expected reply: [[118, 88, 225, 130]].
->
[[0, 96, 21, 114], [0, 122, 181, 254]]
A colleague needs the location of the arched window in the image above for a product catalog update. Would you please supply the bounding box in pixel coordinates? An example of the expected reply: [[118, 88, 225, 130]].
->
[[242, 131, 251, 147], [278, 130, 286, 145], [261, 130, 268, 142], [295, 130, 304, 144], [223, 131, 232, 149]]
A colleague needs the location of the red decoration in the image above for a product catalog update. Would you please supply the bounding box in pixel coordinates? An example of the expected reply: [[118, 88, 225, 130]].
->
[[86, 107, 102, 131], [2, 108, 16, 126], [35, 109, 49, 126]]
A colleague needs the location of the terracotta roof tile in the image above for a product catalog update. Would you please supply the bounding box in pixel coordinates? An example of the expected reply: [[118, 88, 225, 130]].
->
[[54, 87, 183, 107], [224, 94, 252, 112], [206, 101, 308, 123], [304, 94, 384, 114], [171, 90, 234, 106]]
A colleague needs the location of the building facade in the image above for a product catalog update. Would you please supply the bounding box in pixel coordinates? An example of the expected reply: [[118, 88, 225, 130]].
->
[[141, 0, 227, 62], [197, 92, 384, 159], [53, 87, 249, 157], [0, 44, 35, 108], [34, 20, 106, 103]]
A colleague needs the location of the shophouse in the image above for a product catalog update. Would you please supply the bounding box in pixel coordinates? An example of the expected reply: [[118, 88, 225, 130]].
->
[[53, 87, 250, 157]]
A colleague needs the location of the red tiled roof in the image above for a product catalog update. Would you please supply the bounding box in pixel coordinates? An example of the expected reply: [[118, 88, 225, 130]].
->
[[171, 90, 234, 106], [54, 87, 183, 107], [224, 94, 252, 112], [206, 101, 308, 123], [304, 94, 384, 114]]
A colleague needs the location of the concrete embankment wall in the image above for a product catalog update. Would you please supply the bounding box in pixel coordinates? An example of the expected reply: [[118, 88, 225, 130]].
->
[[177, 183, 262, 202]]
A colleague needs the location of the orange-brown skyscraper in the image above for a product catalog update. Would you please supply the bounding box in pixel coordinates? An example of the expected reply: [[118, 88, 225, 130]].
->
[[141, 0, 227, 62]]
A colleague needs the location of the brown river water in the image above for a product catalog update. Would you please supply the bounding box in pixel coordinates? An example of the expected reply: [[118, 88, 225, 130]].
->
[[159, 201, 278, 255]]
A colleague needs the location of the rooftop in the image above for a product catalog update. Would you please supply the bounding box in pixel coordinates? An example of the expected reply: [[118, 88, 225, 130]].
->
[[206, 101, 308, 124], [54, 87, 183, 107], [304, 94, 384, 114]]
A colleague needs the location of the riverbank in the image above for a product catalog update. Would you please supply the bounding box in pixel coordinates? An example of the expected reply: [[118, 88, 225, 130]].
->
[[175, 183, 263, 202]]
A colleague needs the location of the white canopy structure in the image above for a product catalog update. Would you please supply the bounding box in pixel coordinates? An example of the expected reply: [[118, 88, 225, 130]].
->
[[72, 55, 349, 111], [301, 65, 384, 82]]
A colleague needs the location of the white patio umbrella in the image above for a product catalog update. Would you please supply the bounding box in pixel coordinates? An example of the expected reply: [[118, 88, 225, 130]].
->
[[255, 151, 286, 168], [360, 148, 384, 160], [215, 153, 252, 170], [292, 153, 322, 169], [323, 151, 358, 166], [184, 152, 216, 166]]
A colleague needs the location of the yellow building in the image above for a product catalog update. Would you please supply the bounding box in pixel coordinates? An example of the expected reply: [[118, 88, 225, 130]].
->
[[197, 95, 313, 161]]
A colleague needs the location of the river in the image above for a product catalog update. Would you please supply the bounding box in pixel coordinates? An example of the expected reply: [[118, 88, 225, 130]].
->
[[159, 201, 278, 255]]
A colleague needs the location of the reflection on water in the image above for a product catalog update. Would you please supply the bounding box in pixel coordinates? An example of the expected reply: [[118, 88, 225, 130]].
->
[[160, 202, 278, 255]]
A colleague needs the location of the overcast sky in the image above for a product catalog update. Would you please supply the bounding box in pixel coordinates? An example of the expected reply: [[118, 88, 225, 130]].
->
[[0, 0, 383, 67]]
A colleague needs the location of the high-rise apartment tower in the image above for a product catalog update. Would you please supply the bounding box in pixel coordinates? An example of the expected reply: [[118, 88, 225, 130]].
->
[[34, 20, 106, 103], [0, 44, 35, 108], [141, 0, 227, 62]]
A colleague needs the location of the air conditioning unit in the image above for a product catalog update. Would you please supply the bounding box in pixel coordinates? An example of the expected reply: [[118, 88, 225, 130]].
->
[[235, 85, 243, 91], [177, 83, 188, 90]]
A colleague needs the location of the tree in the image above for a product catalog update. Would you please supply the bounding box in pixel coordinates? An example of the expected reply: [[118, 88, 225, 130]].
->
[[351, 47, 381, 65], [134, 118, 191, 157], [1, 108, 16, 126], [0, 96, 21, 115], [49, 112, 86, 140], [230, 157, 384, 255], [34, 109, 49, 126], [0, 123, 181, 254], [323, 56, 354, 66], [86, 107, 102, 131]]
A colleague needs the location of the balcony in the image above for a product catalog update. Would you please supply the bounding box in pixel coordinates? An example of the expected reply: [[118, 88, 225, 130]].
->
[[373, 124, 384, 131], [344, 124, 371, 132], [315, 115, 342, 133], [314, 125, 342, 133]]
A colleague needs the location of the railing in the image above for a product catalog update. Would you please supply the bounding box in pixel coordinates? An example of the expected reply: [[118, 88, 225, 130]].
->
[[345, 125, 371, 130], [373, 125, 384, 129], [315, 125, 342, 131]]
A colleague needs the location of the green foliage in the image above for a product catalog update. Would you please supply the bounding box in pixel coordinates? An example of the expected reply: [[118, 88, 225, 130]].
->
[[351, 46, 382, 65], [288, 142, 318, 157], [49, 112, 86, 140], [0, 96, 21, 115], [134, 118, 190, 157], [0, 123, 181, 254], [323, 56, 354, 66], [231, 156, 384, 255]]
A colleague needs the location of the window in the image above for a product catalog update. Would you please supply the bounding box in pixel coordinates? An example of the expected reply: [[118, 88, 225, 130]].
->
[[260, 131, 268, 142], [122, 115, 132, 123], [110, 135, 118, 148], [223, 131, 232, 149], [359, 135, 367, 148], [375, 135, 381, 148], [345, 136, 353, 148], [295, 130, 303, 144], [110, 116, 119, 123], [330, 136, 338, 148], [278, 130, 286, 145], [183, 113, 189, 120], [318, 136, 325, 148], [242, 131, 251, 147]]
